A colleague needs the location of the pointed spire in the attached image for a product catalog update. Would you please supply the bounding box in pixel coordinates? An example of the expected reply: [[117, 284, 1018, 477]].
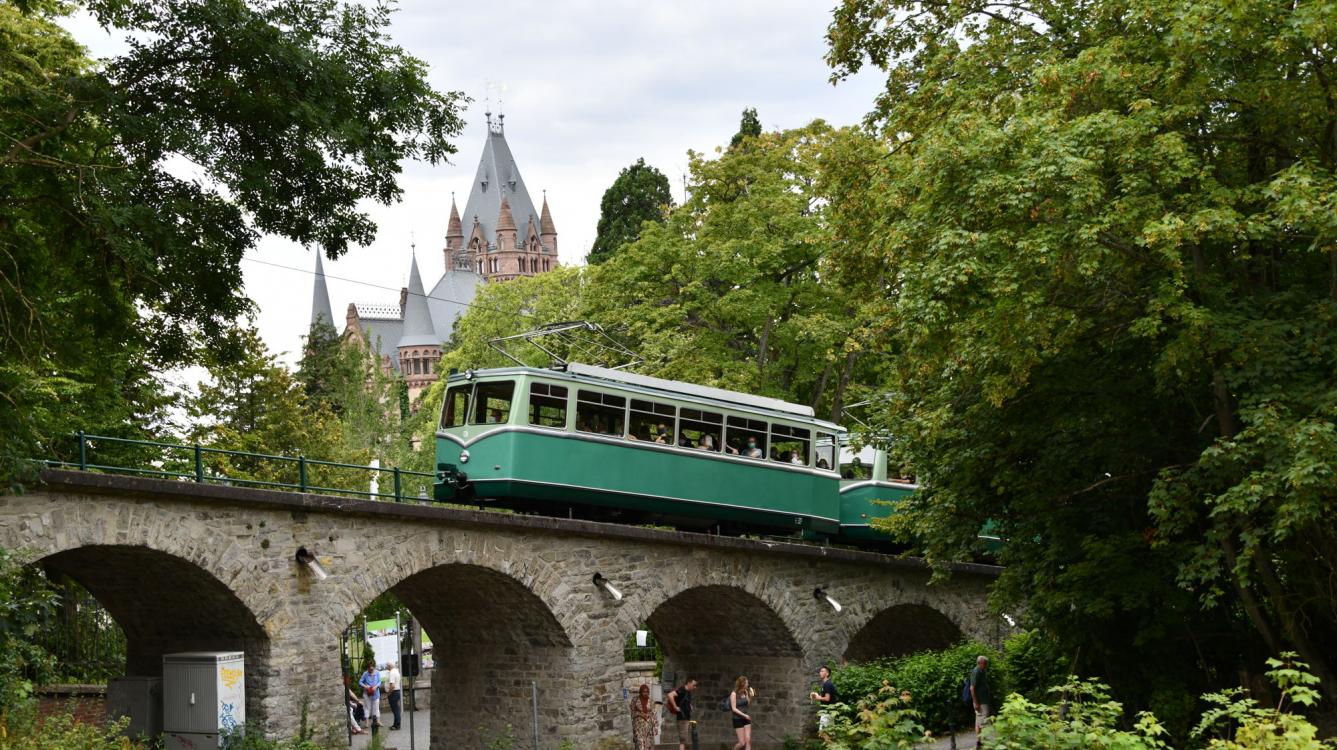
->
[[310, 253, 334, 329], [540, 194, 556, 235], [397, 254, 437, 348], [496, 195, 516, 232], [447, 193, 463, 238]]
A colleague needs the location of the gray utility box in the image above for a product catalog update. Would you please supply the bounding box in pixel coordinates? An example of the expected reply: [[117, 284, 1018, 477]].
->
[[107, 676, 163, 740], [163, 652, 245, 750]]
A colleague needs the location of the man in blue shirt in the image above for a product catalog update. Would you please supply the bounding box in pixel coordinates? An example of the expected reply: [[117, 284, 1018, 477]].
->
[[358, 662, 382, 732]]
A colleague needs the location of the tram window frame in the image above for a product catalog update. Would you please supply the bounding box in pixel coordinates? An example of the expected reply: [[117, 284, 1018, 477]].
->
[[725, 415, 768, 459], [769, 423, 812, 466], [468, 380, 516, 425], [575, 389, 626, 437], [679, 408, 724, 451], [628, 398, 676, 444], [814, 433, 837, 472], [441, 383, 471, 428], [527, 382, 569, 429]]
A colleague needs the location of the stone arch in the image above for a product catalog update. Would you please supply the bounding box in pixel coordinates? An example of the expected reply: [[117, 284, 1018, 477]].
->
[[644, 584, 804, 748], [344, 557, 575, 749], [37, 545, 272, 727], [844, 603, 964, 662]]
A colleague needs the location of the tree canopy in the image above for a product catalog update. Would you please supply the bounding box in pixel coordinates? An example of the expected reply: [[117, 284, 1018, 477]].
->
[[587, 158, 673, 264], [729, 107, 762, 150], [0, 0, 464, 487], [827, 0, 1337, 707]]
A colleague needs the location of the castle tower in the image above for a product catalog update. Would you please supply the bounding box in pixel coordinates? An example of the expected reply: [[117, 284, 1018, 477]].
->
[[444, 195, 466, 270], [309, 253, 334, 331], [396, 252, 440, 404], [453, 113, 557, 281], [539, 195, 557, 272]]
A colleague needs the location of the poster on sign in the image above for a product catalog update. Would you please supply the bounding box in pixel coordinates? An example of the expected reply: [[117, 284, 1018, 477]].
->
[[365, 617, 400, 672]]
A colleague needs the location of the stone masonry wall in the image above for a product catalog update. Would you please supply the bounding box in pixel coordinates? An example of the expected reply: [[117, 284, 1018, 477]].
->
[[0, 471, 1001, 749]]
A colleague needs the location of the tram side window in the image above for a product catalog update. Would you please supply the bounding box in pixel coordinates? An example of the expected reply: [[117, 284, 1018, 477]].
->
[[442, 384, 470, 428], [770, 424, 811, 466], [469, 380, 516, 424], [680, 408, 724, 451], [814, 433, 836, 471], [575, 390, 626, 436], [725, 416, 768, 458], [528, 382, 568, 428], [628, 399, 676, 444]]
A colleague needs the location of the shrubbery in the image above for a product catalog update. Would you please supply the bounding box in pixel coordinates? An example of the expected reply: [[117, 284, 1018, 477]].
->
[[830, 641, 1000, 733]]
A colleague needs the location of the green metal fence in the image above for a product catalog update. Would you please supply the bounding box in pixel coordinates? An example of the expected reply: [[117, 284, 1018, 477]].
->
[[43, 431, 436, 503]]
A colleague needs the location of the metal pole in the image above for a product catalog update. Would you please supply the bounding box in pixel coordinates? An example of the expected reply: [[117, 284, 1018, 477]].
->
[[299, 456, 308, 491], [77, 430, 86, 470], [394, 467, 402, 502], [194, 444, 204, 482], [531, 681, 540, 750], [407, 669, 416, 750]]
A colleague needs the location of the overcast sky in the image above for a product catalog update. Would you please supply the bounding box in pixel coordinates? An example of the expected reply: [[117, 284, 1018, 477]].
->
[[63, 1, 885, 366]]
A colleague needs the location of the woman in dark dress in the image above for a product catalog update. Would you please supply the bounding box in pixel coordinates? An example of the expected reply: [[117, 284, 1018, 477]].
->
[[729, 675, 753, 750]]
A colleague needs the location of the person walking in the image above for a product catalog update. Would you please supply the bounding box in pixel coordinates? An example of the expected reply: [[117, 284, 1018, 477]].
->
[[384, 661, 403, 730], [729, 676, 753, 750], [970, 655, 991, 748], [664, 677, 697, 750], [358, 661, 382, 733], [629, 684, 659, 750], [810, 665, 838, 732]]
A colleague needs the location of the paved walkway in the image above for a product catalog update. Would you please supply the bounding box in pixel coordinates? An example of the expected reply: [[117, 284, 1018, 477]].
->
[[348, 703, 430, 750]]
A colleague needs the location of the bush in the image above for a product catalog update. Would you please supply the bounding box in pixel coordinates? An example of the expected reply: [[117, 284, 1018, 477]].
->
[[831, 641, 1000, 734], [0, 711, 147, 750], [0, 548, 58, 714], [997, 629, 1067, 701]]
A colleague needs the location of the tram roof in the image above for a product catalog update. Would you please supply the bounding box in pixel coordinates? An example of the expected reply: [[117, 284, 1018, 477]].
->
[[460, 363, 843, 430]]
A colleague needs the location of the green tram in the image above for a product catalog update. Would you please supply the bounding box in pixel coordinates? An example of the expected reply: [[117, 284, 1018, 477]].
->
[[434, 363, 852, 539]]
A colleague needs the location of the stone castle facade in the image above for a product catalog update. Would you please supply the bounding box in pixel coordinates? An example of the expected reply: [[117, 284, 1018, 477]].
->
[[308, 115, 557, 402]]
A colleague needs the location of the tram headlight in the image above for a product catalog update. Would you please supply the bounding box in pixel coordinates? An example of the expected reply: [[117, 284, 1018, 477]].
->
[[459, 449, 470, 464]]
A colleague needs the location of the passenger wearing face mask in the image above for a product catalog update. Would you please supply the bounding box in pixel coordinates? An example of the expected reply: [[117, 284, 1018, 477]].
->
[[743, 436, 763, 459]]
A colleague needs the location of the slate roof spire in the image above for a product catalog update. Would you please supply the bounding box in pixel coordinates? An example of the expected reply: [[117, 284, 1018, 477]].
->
[[459, 119, 539, 249], [397, 251, 438, 348], [540, 194, 556, 235], [310, 253, 334, 329]]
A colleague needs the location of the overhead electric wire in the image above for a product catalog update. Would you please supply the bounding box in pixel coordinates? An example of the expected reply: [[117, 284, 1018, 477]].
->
[[241, 255, 542, 321]]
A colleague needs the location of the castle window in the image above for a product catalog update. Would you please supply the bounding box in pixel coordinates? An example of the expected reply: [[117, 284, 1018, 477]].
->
[[477, 259, 484, 275], [519, 257, 526, 274]]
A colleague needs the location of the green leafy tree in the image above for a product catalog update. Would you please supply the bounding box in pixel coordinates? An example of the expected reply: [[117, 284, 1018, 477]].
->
[[586, 122, 876, 420], [1, 0, 464, 489], [826, 0, 1337, 704], [183, 329, 349, 486], [438, 267, 586, 372], [0, 548, 57, 713], [587, 158, 673, 264], [729, 107, 762, 150]]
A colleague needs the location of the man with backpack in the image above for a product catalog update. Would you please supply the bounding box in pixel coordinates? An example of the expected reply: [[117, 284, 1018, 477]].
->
[[664, 678, 698, 750]]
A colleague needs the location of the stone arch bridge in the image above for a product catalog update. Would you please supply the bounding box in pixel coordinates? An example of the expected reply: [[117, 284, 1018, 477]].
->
[[2, 470, 1001, 749]]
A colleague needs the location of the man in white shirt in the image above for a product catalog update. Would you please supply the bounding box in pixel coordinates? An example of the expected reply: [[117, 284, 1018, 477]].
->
[[383, 662, 403, 730]]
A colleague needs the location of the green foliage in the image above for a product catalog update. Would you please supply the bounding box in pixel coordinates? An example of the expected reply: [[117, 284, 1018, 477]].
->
[[990, 678, 1172, 750], [480, 724, 514, 750], [820, 680, 928, 749], [833, 643, 999, 735], [0, 711, 145, 750], [1, 0, 463, 491], [1193, 654, 1334, 750], [998, 630, 1069, 702], [588, 158, 673, 264], [824, 0, 1337, 705], [0, 548, 56, 714], [729, 107, 762, 150]]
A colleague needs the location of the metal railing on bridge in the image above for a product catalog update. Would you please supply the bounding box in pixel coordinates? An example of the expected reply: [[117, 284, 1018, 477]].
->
[[42, 431, 437, 503]]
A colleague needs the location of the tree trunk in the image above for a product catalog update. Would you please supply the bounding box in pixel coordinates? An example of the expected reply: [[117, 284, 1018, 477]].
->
[[809, 364, 833, 413], [756, 317, 774, 376], [1255, 549, 1337, 701], [830, 350, 859, 423], [1221, 537, 1284, 657]]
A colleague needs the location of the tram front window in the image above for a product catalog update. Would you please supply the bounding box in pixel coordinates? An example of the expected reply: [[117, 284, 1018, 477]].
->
[[815, 433, 836, 471], [575, 390, 625, 436], [469, 380, 516, 424], [770, 424, 811, 466], [628, 399, 676, 444], [725, 416, 768, 459], [442, 384, 470, 428]]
